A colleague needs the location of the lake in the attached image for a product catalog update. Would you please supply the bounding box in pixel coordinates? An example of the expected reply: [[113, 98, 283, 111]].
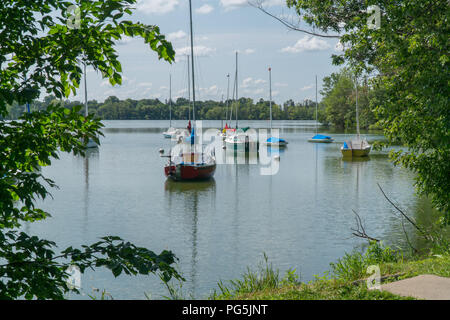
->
[[28, 120, 432, 299]]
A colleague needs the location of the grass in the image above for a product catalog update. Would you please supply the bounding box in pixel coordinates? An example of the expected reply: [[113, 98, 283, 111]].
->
[[211, 243, 450, 300]]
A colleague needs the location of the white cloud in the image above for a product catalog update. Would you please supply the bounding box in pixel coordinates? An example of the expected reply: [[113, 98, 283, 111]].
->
[[300, 84, 314, 91], [220, 0, 247, 10], [176, 45, 216, 58], [281, 36, 331, 53], [275, 82, 288, 87], [242, 77, 253, 88], [167, 30, 187, 42], [243, 88, 264, 96], [242, 77, 266, 88], [116, 36, 135, 45], [138, 82, 153, 88], [262, 0, 285, 6], [243, 48, 255, 55], [136, 0, 179, 15], [196, 4, 214, 14], [195, 85, 220, 99], [221, 0, 283, 10]]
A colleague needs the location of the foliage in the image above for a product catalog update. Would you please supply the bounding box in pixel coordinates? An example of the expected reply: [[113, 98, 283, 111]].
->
[[88, 288, 114, 300], [330, 242, 400, 282], [286, 0, 450, 222], [213, 250, 450, 300], [3, 96, 319, 121], [0, 0, 182, 299], [210, 253, 300, 299], [320, 68, 376, 129]]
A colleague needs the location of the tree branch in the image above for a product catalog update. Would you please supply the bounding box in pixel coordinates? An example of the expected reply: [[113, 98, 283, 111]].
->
[[249, 1, 341, 39], [377, 183, 432, 241], [350, 209, 380, 242]]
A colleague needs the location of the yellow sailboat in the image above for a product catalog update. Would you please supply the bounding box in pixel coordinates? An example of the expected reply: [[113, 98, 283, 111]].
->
[[341, 77, 371, 158]]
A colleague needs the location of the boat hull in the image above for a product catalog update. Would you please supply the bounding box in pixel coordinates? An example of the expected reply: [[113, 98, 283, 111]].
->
[[341, 147, 371, 157], [165, 163, 216, 181], [308, 138, 334, 143], [263, 141, 288, 148]]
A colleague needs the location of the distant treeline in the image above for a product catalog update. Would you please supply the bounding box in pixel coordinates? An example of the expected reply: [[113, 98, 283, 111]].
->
[[4, 68, 380, 129], [4, 96, 319, 121]]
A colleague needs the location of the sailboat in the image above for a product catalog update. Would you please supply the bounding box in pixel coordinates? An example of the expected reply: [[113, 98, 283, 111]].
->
[[162, 0, 216, 181], [224, 52, 256, 152], [162, 74, 177, 138], [83, 62, 98, 148], [308, 75, 334, 143], [341, 77, 371, 157], [171, 55, 192, 142], [220, 73, 232, 139], [263, 67, 288, 147]]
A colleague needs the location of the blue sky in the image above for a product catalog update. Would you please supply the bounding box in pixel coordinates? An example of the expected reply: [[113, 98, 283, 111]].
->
[[74, 0, 342, 104]]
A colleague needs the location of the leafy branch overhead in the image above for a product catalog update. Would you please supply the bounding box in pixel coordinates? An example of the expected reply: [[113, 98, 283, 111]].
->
[[0, 0, 175, 116], [0, 0, 181, 300]]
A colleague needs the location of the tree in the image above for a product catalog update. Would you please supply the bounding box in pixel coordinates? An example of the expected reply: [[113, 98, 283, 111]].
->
[[282, 0, 449, 222], [0, 0, 181, 299], [321, 69, 375, 129]]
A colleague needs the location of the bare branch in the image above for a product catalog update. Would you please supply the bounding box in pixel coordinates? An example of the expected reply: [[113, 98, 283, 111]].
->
[[401, 216, 419, 254], [249, 1, 341, 39], [377, 183, 432, 241], [350, 209, 380, 242]]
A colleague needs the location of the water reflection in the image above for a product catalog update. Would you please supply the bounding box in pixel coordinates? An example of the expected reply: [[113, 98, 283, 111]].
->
[[164, 179, 216, 298], [81, 148, 99, 236]]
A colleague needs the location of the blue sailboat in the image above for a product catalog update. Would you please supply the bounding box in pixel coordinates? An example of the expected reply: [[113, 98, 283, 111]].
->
[[264, 67, 288, 147], [308, 75, 334, 143]]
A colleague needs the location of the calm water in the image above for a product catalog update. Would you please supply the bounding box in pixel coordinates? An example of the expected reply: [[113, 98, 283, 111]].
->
[[27, 120, 433, 299]]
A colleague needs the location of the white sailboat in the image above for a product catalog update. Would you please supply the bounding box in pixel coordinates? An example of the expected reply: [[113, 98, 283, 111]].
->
[[162, 74, 177, 138], [224, 52, 256, 151], [172, 56, 192, 143], [262, 67, 288, 147], [341, 77, 371, 157], [219, 73, 231, 139], [308, 75, 334, 143]]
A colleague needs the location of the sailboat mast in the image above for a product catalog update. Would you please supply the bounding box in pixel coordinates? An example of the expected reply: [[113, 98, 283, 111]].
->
[[169, 73, 172, 128], [231, 71, 236, 123], [355, 77, 360, 139], [269, 67, 272, 132], [226, 73, 230, 124], [84, 62, 88, 117], [187, 54, 191, 121], [315, 75, 318, 134], [235, 51, 238, 129], [189, 0, 196, 122]]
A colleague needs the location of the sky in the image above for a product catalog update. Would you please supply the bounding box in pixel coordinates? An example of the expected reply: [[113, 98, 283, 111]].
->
[[72, 0, 343, 104]]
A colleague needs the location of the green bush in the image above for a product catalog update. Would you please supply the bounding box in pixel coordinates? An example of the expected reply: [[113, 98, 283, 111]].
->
[[330, 242, 401, 282]]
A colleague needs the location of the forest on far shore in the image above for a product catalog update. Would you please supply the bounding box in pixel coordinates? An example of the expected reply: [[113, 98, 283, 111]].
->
[[4, 69, 380, 129]]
